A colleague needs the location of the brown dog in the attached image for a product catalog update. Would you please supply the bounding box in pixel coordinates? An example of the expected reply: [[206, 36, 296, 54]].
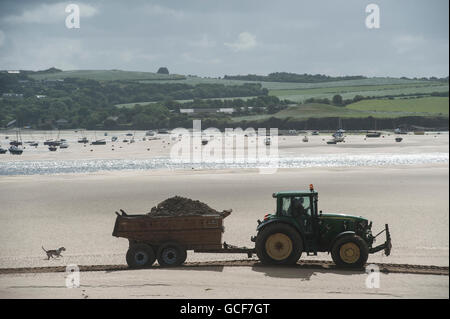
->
[[42, 246, 66, 260]]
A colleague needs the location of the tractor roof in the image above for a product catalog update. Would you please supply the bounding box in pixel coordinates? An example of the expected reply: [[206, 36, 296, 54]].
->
[[272, 190, 317, 198]]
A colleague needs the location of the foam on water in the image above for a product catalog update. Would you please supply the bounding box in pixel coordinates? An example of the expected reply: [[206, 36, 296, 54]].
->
[[0, 152, 448, 175]]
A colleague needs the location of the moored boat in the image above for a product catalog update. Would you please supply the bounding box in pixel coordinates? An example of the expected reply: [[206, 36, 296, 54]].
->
[[9, 145, 23, 155]]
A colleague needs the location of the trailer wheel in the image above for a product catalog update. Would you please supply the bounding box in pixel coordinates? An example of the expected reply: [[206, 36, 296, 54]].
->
[[126, 243, 156, 269], [331, 235, 368, 268], [256, 223, 303, 265], [157, 242, 187, 267]]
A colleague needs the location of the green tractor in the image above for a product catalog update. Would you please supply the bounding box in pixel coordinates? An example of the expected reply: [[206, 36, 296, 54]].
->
[[251, 185, 391, 268]]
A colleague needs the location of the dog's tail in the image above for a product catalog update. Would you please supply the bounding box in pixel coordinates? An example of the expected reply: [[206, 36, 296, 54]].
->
[[42, 246, 47, 252]]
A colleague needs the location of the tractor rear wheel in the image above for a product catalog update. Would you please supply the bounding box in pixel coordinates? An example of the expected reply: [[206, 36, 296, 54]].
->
[[331, 235, 369, 268], [126, 243, 156, 269], [256, 223, 303, 265], [157, 242, 187, 267]]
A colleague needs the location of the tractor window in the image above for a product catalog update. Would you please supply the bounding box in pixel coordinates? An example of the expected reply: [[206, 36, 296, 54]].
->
[[280, 196, 312, 217], [301, 197, 311, 216], [281, 198, 292, 216]]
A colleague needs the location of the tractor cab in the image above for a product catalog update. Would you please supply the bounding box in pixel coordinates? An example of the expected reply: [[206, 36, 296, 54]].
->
[[253, 185, 392, 268], [273, 187, 318, 235]]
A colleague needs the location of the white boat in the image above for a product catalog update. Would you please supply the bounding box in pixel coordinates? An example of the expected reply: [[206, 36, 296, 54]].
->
[[9, 145, 23, 155], [332, 129, 345, 143]]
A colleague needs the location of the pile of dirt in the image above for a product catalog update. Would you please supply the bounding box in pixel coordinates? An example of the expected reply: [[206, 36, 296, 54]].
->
[[148, 196, 226, 217]]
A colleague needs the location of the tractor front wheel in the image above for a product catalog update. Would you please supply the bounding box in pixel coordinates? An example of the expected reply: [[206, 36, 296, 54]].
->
[[331, 235, 369, 268], [256, 223, 303, 265]]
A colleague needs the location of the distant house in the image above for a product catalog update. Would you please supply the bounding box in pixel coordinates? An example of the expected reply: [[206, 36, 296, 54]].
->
[[2, 93, 23, 98], [55, 118, 68, 126], [179, 108, 235, 114], [218, 108, 235, 114], [36, 95, 47, 99], [106, 116, 119, 122]]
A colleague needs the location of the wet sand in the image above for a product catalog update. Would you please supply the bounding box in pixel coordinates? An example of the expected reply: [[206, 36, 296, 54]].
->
[[0, 267, 447, 299], [0, 165, 448, 267]]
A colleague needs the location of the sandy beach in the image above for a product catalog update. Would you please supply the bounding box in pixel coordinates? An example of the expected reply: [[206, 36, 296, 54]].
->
[[0, 132, 448, 298]]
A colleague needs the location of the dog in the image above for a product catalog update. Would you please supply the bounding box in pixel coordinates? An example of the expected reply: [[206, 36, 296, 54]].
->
[[42, 246, 66, 260]]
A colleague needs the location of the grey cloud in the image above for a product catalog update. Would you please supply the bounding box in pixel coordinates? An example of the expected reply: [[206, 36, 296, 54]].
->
[[0, 0, 448, 77]]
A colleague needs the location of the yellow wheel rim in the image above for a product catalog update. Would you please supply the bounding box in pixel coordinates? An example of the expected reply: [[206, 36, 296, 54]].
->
[[265, 233, 293, 261], [339, 242, 360, 264]]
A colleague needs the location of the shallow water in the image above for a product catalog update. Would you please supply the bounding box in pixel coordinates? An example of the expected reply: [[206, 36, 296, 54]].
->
[[0, 152, 448, 175]]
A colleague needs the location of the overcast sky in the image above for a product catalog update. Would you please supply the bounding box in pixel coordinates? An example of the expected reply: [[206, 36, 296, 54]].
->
[[0, 0, 448, 77]]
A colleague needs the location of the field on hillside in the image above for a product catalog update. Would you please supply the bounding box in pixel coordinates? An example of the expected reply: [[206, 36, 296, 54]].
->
[[146, 76, 448, 103], [115, 96, 259, 108], [269, 83, 448, 102], [232, 103, 377, 121], [347, 97, 449, 115], [28, 70, 185, 81], [232, 96, 449, 122]]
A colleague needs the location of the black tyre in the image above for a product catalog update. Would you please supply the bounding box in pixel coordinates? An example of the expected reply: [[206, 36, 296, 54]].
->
[[126, 243, 156, 269], [157, 242, 187, 267], [331, 235, 369, 268], [256, 223, 303, 265]]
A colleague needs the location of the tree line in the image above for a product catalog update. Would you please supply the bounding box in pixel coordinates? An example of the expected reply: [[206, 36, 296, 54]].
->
[[224, 72, 366, 83], [0, 72, 266, 129]]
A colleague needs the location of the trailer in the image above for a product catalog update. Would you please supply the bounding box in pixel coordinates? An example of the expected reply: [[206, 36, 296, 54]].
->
[[112, 209, 254, 268]]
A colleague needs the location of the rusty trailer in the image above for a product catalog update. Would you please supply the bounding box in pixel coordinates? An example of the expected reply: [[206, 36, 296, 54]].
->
[[112, 210, 254, 268]]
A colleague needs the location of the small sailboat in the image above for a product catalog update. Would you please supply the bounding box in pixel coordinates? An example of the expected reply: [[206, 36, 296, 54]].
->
[[78, 130, 89, 143], [9, 128, 23, 146], [91, 139, 106, 145], [366, 131, 381, 138], [332, 129, 345, 143], [394, 128, 408, 135], [158, 129, 170, 134], [9, 145, 23, 155]]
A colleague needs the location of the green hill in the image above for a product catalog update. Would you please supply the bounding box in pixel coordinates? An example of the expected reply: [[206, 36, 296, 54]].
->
[[232, 97, 449, 122], [347, 97, 449, 116], [28, 69, 185, 81]]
